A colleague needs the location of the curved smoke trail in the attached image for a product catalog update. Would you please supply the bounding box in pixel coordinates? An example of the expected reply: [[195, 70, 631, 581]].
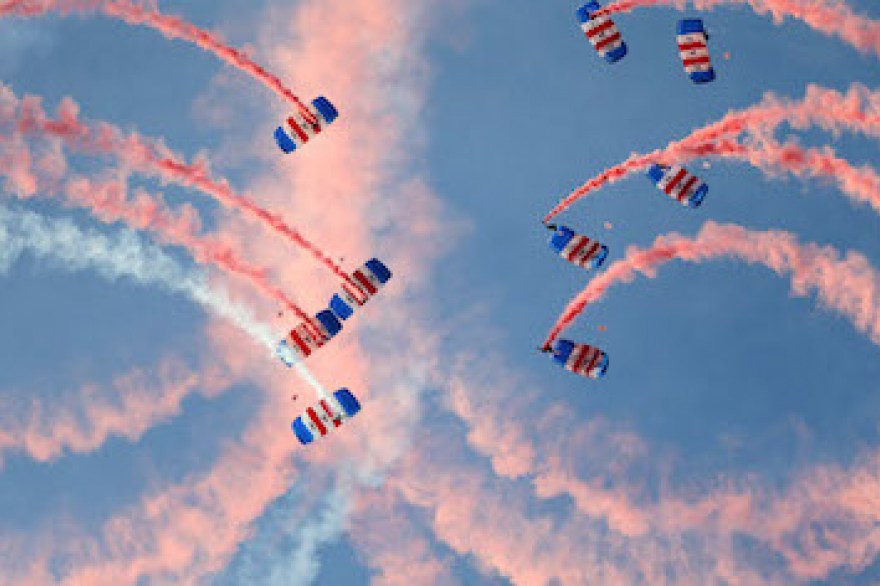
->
[[544, 84, 880, 221], [0, 85, 355, 290], [0, 0, 318, 120], [544, 220, 880, 346], [0, 201, 276, 349]]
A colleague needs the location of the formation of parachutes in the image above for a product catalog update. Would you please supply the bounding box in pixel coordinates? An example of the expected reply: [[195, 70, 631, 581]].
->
[[275, 255, 393, 445], [268, 96, 393, 445], [542, 3, 715, 380], [579, 2, 716, 84], [279, 2, 718, 431]]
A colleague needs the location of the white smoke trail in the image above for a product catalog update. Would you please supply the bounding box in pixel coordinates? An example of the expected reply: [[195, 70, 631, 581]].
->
[[229, 479, 353, 586], [0, 202, 276, 350]]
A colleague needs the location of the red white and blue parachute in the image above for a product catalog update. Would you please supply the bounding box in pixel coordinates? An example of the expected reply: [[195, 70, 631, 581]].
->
[[274, 96, 338, 154], [677, 19, 715, 84], [275, 310, 342, 366], [547, 224, 608, 270], [577, 1, 627, 64], [329, 258, 392, 321], [647, 163, 708, 207], [292, 388, 361, 445], [549, 339, 609, 379]]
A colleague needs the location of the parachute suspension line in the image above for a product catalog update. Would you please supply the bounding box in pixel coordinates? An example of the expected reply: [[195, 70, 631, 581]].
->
[[294, 363, 331, 401]]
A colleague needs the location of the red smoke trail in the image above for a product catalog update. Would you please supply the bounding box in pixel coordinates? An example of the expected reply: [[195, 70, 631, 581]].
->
[[708, 134, 880, 213], [543, 84, 880, 222], [597, 0, 880, 59], [63, 176, 311, 322], [5, 90, 355, 289], [544, 220, 880, 346], [0, 0, 317, 122], [0, 130, 308, 321]]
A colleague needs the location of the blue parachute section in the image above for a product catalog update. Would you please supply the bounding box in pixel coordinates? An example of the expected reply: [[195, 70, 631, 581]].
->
[[577, 2, 627, 64], [328, 297, 354, 321], [677, 19, 715, 84], [365, 258, 392, 283], [548, 225, 609, 270], [549, 225, 576, 252], [292, 417, 312, 445], [274, 96, 339, 154], [316, 309, 343, 337], [335, 388, 362, 418], [292, 388, 361, 445]]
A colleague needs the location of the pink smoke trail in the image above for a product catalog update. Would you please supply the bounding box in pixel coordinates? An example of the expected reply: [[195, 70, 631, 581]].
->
[[5, 89, 356, 290], [0, 133, 309, 321], [543, 83, 880, 222], [0, 0, 318, 122], [597, 0, 880, 59], [709, 134, 880, 213], [544, 220, 880, 346], [0, 359, 231, 465]]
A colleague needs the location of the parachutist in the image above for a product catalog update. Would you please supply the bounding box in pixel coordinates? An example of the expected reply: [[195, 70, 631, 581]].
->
[[677, 19, 716, 84], [329, 259, 392, 320], [274, 96, 338, 154], [547, 340, 609, 379], [578, 1, 627, 64], [547, 224, 609, 270], [647, 164, 708, 208]]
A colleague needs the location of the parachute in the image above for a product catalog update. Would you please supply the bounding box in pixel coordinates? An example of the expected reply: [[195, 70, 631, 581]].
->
[[677, 19, 715, 84], [274, 96, 339, 154], [292, 388, 361, 445], [547, 224, 609, 270], [577, 2, 627, 63], [329, 258, 392, 321], [548, 339, 609, 379], [275, 309, 342, 366], [647, 163, 708, 207]]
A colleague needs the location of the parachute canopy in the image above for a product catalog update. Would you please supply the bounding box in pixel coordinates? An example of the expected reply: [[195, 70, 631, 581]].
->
[[275, 309, 342, 366], [647, 163, 708, 207], [548, 225, 608, 270], [577, 2, 627, 63], [551, 339, 609, 379], [292, 388, 361, 445], [329, 258, 392, 321], [274, 96, 338, 154], [677, 19, 715, 84]]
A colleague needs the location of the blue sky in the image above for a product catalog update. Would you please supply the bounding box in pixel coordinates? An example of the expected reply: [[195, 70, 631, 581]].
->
[[0, 0, 879, 583]]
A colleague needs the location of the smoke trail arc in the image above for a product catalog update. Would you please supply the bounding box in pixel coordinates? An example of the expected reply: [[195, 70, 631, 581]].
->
[[3, 86, 356, 290], [544, 221, 880, 347], [544, 84, 880, 222], [0, 0, 319, 121]]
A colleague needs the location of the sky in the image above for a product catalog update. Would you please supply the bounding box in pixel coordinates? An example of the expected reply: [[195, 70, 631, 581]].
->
[[0, 0, 879, 584]]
